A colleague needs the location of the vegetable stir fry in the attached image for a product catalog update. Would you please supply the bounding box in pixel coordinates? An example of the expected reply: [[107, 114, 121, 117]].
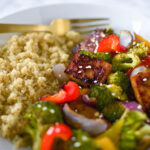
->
[[23, 28, 150, 150]]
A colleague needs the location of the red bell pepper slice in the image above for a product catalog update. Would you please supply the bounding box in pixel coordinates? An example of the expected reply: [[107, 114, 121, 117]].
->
[[97, 35, 122, 53], [126, 68, 134, 78], [64, 81, 80, 101], [126, 55, 150, 77], [140, 55, 150, 67], [120, 44, 127, 53], [41, 123, 72, 150], [40, 81, 80, 104], [40, 90, 67, 104]]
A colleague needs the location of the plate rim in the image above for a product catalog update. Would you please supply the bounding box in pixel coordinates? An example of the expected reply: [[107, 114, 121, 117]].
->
[[0, 2, 149, 150], [0, 1, 133, 20]]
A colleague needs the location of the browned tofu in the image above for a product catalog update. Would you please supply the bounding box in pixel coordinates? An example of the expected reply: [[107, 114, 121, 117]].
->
[[65, 53, 112, 86], [131, 72, 150, 115], [73, 29, 106, 53]]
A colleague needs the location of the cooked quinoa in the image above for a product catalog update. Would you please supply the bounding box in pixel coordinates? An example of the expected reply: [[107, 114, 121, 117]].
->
[[0, 31, 81, 144]]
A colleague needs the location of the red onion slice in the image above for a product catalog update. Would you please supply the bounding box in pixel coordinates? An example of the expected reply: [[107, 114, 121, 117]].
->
[[63, 103, 108, 135], [130, 65, 146, 78], [52, 64, 68, 81], [122, 101, 143, 112], [120, 30, 133, 48], [82, 95, 96, 107]]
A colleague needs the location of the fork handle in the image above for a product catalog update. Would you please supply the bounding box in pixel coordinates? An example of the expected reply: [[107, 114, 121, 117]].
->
[[0, 24, 52, 33]]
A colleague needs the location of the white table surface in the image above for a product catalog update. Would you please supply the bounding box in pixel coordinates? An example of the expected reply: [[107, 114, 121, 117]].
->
[[0, 0, 150, 19]]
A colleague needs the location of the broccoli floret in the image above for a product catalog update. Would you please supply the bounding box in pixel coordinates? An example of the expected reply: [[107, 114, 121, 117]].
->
[[120, 111, 147, 150], [102, 101, 125, 122], [24, 101, 63, 150], [88, 85, 126, 122], [94, 52, 112, 63], [112, 52, 141, 72], [69, 130, 97, 150], [78, 50, 92, 57], [88, 84, 128, 107], [106, 84, 128, 101], [129, 42, 149, 59], [88, 85, 115, 110], [96, 111, 150, 150], [107, 71, 130, 92], [79, 50, 112, 63], [104, 26, 114, 36]]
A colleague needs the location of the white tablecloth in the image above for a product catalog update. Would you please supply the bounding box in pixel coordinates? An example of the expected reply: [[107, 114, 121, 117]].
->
[[0, 0, 150, 18]]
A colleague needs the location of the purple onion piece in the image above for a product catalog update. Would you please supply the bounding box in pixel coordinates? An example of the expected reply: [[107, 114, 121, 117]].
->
[[63, 103, 108, 135], [72, 44, 80, 53], [122, 101, 143, 112], [52, 64, 68, 81], [119, 30, 133, 48], [82, 95, 97, 107], [130, 65, 146, 78]]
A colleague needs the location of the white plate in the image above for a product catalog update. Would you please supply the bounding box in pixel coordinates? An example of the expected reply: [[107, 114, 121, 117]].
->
[[0, 2, 150, 150]]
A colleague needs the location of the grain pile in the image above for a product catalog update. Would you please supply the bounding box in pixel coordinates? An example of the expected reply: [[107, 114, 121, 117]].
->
[[0, 31, 81, 144]]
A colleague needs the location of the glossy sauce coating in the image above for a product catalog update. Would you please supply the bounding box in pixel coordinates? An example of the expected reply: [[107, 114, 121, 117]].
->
[[131, 71, 150, 115], [73, 29, 106, 53], [65, 53, 112, 86]]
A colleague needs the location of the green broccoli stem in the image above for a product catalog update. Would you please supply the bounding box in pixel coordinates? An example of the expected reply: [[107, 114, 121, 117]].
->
[[24, 101, 63, 150], [32, 123, 51, 150], [32, 127, 41, 150], [25, 124, 41, 150]]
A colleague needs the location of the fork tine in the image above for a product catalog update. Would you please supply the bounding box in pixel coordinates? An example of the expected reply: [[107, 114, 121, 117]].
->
[[71, 24, 108, 30], [80, 35, 88, 40], [70, 18, 109, 23], [78, 29, 95, 35]]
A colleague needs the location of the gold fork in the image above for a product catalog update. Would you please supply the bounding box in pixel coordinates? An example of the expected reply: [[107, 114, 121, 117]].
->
[[0, 18, 109, 36]]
